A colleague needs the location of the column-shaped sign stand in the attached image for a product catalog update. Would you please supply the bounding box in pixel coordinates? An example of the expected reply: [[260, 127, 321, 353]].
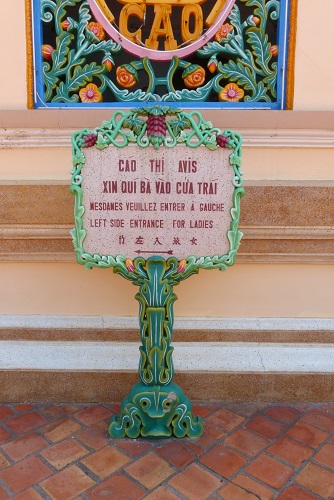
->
[[70, 106, 244, 438]]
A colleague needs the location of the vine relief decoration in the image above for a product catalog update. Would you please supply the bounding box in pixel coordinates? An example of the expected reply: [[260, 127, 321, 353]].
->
[[33, 0, 288, 108]]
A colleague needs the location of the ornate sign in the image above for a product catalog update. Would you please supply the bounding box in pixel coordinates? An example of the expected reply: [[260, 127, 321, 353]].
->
[[88, 0, 236, 60], [70, 106, 244, 438]]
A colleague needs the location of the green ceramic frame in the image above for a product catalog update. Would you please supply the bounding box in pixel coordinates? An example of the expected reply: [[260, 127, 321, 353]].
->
[[70, 105, 245, 438]]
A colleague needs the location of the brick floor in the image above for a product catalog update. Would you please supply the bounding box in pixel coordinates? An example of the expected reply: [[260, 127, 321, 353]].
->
[[168, 463, 222, 499], [0, 402, 333, 498], [126, 453, 174, 490]]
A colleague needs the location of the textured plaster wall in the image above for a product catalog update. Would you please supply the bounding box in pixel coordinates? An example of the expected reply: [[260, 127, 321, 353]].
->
[[1, 263, 334, 318], [293, 0, 334, 111], [0, 146, 333, 183], [0, 1, 27, 109]]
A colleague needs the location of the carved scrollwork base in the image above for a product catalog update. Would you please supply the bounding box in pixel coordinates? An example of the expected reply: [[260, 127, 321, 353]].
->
[[109, 382, 204, 439]]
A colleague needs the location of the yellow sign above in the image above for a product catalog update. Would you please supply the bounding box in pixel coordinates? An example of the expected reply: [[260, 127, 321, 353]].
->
[[89, 0, 236, 59]]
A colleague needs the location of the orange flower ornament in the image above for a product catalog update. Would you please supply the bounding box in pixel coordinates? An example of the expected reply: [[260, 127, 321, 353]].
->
[[125, 259, 135, 272], [116, 65, 138, 88], [207, 59, 218, 74], [269, 45, 278, 58], [102, 56, 113, 72], [86, 22, 105, 41], [251, 16, 260, 26], [177, 259, 187, 274], [42, 44, 54, 60], [215, 23, 233, 42], [218, 83, 244, 102], [79, 83, 102, 103], [182, 65, 205, 88], [61, 19, 71, 31]]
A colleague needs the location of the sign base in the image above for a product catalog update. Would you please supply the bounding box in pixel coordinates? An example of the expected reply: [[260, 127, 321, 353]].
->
[[108, 256, 203, 439], [109, 381, 203, 439]]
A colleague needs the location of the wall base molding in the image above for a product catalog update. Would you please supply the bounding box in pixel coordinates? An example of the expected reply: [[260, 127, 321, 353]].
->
[[0, 370, 332, 402], [1, 315, 333, 401], [0, 340, 333, 373]]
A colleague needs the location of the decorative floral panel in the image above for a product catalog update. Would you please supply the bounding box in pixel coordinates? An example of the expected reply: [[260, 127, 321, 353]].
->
[[31, 0, 291, 108]]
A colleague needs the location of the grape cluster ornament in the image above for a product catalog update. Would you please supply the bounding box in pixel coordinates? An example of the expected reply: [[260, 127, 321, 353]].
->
[[146, 115, 167, 149], [81, 133, 98, 148], [216, 134, 231, 148]]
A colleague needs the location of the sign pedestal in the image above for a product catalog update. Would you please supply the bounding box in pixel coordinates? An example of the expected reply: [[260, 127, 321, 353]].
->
[[70, 106, 244, 439], [109, 256, 203, 438]]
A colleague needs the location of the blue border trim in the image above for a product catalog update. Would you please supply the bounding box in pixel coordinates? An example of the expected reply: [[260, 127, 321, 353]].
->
[[276, 0, 290, 110], [32, 0, 46, 108], [34, 101, 277, 110], [32, 0, 290, 110]]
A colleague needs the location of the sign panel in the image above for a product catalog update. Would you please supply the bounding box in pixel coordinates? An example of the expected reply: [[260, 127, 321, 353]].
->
[[70, 106, 244, 272], [82, 145, 233, 259]]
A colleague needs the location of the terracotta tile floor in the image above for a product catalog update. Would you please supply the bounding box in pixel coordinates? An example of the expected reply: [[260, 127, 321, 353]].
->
[[0, 402, 333, 499]]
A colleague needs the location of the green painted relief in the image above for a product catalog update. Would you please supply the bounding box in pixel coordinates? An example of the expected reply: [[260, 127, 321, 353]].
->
[[34, 0, 289, 108]]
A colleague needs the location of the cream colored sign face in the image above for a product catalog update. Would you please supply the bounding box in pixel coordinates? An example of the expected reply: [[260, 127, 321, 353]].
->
[[82, 146, 233, 259]]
